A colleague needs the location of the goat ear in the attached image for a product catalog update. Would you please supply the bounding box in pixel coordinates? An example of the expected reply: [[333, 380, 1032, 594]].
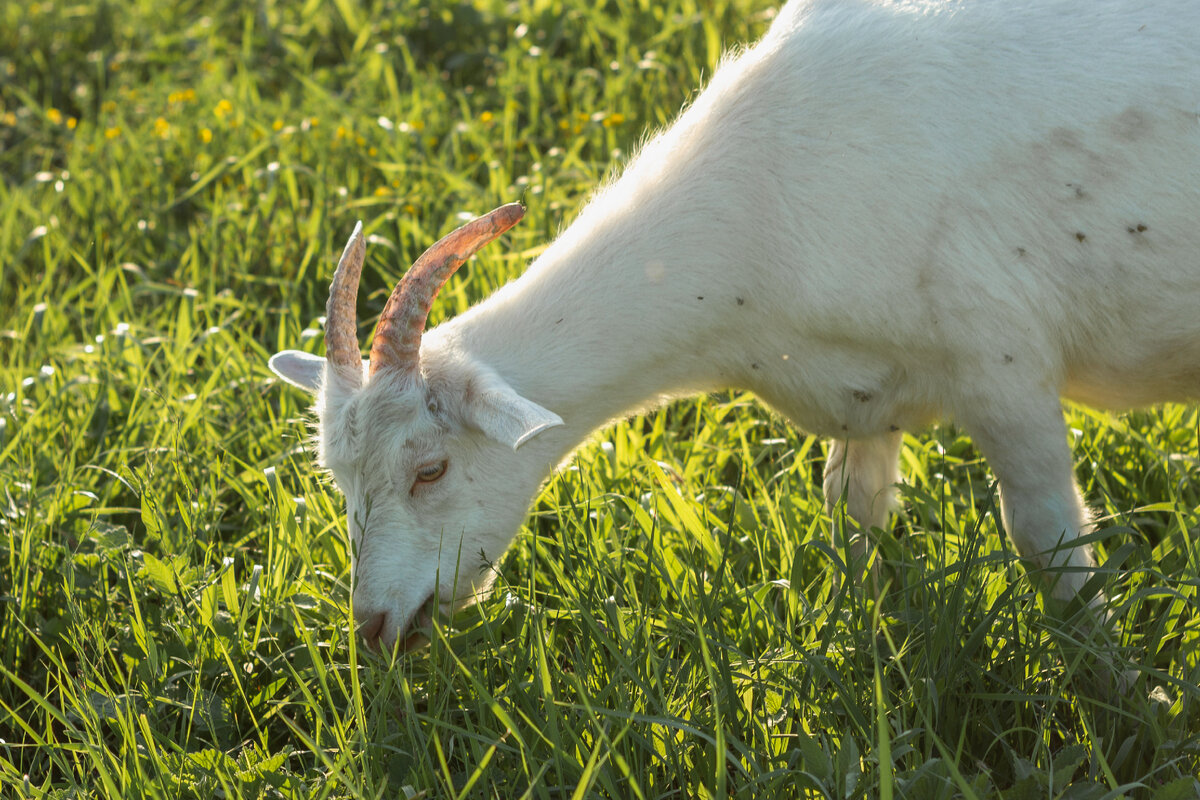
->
[[269, 350, 326, 393], [465, 373, 564, 451]]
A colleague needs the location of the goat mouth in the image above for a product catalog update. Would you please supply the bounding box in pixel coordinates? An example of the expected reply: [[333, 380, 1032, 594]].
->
[[397, 594, 437, 652]]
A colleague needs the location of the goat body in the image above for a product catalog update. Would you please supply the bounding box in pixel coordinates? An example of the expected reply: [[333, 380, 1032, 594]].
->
[[271, 0, 1200, 650]]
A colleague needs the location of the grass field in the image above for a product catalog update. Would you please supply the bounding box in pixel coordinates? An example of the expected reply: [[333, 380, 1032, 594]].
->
[[3, 0, 1200, 797]]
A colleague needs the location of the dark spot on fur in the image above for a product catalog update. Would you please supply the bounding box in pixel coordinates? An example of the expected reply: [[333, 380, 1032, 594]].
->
[[736, 297, 745, 306], [1003, 354, 1014, 364], [751, 362, 759, 370], [1127, 223, 1148, 234], [1067, 183, 1086, 199], [555, 318, 564, 324], [1051, 128, 1083, 149], [697, 296, 704, 301], [840, 424, 849, 432], [851, 390, 872, 403], [888, 424, 900, 432], [1075, 232, 1087, 242], [916, 265, 933, 291], [1111, 108, 1150, 142], [1016, 247, 1027, 257]]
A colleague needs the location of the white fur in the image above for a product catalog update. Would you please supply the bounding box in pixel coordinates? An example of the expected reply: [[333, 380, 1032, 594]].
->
[[272, 0, 1200, 648]]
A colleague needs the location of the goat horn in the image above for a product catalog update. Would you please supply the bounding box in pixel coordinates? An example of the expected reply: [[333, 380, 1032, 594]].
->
[[325, 221, 367, 387], [369, 203, 524, 378]]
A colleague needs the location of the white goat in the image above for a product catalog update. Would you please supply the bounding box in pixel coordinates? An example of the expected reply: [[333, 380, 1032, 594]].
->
[[271, 0, 1200, 650]]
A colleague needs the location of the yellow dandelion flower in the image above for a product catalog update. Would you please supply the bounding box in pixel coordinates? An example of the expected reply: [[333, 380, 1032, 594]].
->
[[603, 112, 626, 128], [411, 119, 425, 131], [153, 116, 170, 138], [105, 126, 121, 139], [373, 186, 389, 196], [402, 203, 417, 215], [2, 111, 16, 126], [479, 111, 494, 123], [67, 116, 77, 129], [306, 116, 319, 127], [336, 125, 348, 140], [272, 119, 283, 131], [102, 100, 117, 114], [354, 134, 366, 147], [183, 88, 196, 102], [367, 146, 378, 157], [46, 108, 63, 125], [214, 99, 233, 119], [200, 127, 213, 143]]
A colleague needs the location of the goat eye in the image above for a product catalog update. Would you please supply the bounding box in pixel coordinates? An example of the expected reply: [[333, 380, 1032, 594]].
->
[[415, 460, 447, 484]]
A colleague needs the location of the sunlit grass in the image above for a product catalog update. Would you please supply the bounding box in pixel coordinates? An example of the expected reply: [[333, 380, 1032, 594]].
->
[[3, 0, 1200, 797]]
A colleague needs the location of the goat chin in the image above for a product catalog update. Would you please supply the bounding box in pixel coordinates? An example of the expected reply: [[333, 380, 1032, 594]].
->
[[272, 0, 1200, 653]]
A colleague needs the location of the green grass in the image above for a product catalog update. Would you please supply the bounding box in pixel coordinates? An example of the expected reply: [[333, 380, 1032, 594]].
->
[[3, 0, 1200, 796]]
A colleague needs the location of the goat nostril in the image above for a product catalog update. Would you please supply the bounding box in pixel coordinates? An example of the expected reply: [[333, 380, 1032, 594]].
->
[[356, 610, 387, 647]]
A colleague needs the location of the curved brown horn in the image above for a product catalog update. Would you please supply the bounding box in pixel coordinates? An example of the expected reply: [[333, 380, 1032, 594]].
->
[[369, 203, 524, 378], [324, 221, 367, 386]]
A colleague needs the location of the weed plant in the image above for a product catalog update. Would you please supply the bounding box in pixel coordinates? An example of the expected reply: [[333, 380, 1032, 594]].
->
[[2, 0, 1199, 797]]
